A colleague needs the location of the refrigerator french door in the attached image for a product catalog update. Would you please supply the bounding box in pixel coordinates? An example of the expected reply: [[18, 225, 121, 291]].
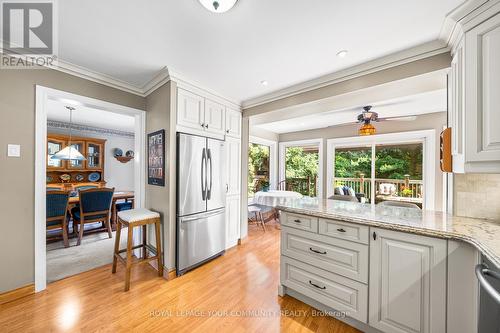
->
[[176, 133, 226, 275]]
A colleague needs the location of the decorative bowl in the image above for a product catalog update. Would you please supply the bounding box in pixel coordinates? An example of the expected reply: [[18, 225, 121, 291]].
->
[[60, 174, 71, 182], [113, 148, 123, 157], [75, 174, 84, 182], [125, 150, 134, 158]]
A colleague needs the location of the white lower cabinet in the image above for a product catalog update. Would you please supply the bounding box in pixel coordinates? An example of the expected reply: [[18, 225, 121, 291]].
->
[[368, 227, 447, 333], [225, 194, 240, 249], [281, 256, 368, 323]]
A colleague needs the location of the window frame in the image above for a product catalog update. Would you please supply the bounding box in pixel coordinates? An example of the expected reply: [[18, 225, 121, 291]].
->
[[327, 130, 435, 210]]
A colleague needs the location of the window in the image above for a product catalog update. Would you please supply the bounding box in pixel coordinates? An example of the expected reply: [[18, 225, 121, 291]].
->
[[248, 143, 270, 197], [327, 131, 435, 210], [279, 139, 323, 198]]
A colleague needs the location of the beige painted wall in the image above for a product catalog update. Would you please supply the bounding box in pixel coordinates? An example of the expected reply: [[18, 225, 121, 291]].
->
[[0, 69, 145, 293], [145, 81, 177, 271], [454, 174, 500, 220], [278, 112, 447, 210]]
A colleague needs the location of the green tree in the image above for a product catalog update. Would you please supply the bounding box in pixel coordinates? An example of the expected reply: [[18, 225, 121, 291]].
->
[[248, 144, 270, 196], [285, 147, 319, 196]]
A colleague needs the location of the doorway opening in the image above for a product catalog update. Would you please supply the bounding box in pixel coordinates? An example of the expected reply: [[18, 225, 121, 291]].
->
[[35, 86, 146, 291]]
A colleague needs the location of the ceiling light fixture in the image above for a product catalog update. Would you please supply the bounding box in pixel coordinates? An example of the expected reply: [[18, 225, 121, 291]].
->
[[198, 0, 238, 13], [51, 106, 86, 161], [336, 50, 348, 58], [260, 80, 268, 86]]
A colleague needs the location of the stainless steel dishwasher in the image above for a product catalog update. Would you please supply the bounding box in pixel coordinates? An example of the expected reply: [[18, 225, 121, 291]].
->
[[476, 256, 500, 333]]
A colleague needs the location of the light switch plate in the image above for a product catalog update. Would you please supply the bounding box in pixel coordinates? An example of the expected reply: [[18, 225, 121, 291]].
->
[[7, 144, 21, 157]]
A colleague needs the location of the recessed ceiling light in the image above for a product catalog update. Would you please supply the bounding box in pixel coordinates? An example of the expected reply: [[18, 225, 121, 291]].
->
[[336, 50, 348, 58], [260, 80, 268, 86], [199, 0, 238, 13]]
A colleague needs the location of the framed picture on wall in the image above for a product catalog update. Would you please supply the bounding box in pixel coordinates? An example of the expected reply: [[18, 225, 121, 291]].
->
[[148, 129, 165, 186]]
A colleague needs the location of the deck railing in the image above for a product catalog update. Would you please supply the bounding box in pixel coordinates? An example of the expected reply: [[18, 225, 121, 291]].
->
[[334, 176, 423, 201], [278, 177, 318, 197]]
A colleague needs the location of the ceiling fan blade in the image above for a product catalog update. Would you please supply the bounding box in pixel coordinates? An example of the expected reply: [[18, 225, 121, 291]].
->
[[379, 116, 417, 122]]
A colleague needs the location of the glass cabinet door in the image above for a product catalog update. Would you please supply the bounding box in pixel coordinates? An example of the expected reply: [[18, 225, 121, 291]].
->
[[87, 142, 103, 169], [47, 139, 66, 169], [67, 141, 85, 169]]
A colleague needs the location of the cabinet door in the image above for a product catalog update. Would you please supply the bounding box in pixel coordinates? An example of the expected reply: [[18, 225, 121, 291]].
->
[[465, 13, 500, 163], [86, 142, 103, 169], [225, 194, 240, 249], [177, 89, 205, 131], [204, 99, 225, 135], [225, 108, 242, 138], [47, 138, 66, 170], [225, 137, 241, 196], [66, 141, 86, 169], [369, 228, 446, 333]]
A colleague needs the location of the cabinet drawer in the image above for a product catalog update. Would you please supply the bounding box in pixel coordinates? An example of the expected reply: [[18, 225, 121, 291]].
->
[[281, 257, 368, 323], [282, 227, 368, 283], [319, 218, 369, 244], [281, 212, 318, 233]]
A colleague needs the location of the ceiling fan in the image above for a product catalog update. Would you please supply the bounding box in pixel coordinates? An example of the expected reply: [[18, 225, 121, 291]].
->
[[357, 105, 416, 124]]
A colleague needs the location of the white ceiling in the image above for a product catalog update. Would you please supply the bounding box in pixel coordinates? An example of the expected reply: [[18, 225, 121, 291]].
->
[[58, 0, 464, 102], [47, 99, 136, 132], [254, 89, 447, 134]]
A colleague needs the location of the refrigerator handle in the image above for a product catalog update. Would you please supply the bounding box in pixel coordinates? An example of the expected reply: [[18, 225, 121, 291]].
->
[[201, 148, 207, 201], [207, 148, 213, 200]]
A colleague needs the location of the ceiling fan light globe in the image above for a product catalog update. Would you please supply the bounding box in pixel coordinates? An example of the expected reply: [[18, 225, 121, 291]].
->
[[198, 0, 238, 13]]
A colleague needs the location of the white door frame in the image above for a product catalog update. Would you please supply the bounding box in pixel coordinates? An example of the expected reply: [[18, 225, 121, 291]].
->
[[326, 130, 436, 210], [35, 86, 146, 292], [249, 136, 278, 190], [279, 138, 324, 198]]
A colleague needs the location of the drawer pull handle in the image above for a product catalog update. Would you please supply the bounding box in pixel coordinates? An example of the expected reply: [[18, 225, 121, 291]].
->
[[309, 247, 327, 255], [309, 280, 326, 290], [293, 219, 301, 223], [337, 228, 346, 233]]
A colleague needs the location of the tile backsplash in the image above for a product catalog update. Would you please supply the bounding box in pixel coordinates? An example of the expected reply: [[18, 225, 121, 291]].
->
[[454, 173, 500, 220]]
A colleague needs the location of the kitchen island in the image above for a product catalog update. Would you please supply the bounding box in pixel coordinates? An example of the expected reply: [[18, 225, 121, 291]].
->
[[277, 198, 500, 333]]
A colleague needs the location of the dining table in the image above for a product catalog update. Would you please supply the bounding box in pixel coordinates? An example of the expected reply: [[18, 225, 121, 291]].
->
[[68, 191, 135, 229], [253, 190, 303, 207]]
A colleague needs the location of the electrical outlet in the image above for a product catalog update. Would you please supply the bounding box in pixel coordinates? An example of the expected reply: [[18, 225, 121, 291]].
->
[[7, 144, 21, 157]]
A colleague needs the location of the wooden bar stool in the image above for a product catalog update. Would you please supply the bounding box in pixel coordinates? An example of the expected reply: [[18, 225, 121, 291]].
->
[[112, 208, 163, 291]]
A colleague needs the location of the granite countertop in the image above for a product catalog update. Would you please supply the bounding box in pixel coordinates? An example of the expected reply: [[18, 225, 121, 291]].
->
[[278, 198, 500, 268]]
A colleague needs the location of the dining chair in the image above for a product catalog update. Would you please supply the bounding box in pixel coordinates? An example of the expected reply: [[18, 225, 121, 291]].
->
[[71, 187, 115, 245], [46, 191, 70, 247]]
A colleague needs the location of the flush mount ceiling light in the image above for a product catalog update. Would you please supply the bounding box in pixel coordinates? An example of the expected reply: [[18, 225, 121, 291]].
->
[[336, 50, 348, 58], [198, 0, 238, 13]]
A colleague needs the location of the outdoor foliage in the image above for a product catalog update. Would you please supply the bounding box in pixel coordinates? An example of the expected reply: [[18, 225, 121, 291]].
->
[[334, 144, 423, 180], [248, 143, 270, 196], [285, 147, 319, 196]]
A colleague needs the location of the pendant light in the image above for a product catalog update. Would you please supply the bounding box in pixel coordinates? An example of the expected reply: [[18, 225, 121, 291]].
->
[[51, 106, 86, 161], [198, 0, 238, 13]]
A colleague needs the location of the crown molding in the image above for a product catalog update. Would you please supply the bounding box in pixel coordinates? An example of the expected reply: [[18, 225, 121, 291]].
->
[[439, 0, 500, 54], [47, 120, 135, 138], [241, 40, 450, 109]]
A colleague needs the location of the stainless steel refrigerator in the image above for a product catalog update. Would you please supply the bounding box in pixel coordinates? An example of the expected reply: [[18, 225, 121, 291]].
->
[[176, 133, 226, 275]]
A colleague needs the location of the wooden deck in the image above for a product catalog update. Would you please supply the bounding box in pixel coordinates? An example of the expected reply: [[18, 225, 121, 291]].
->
[[0, 221, 360, 333]]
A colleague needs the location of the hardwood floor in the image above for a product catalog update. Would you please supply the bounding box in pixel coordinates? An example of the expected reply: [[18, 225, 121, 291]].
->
[[0, 221, 360, 333]]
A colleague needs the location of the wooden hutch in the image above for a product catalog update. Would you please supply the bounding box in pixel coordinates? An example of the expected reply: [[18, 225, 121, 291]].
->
[[47, 134, 106, 191]]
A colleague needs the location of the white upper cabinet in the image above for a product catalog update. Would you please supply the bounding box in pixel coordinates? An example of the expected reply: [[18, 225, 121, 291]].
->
[[369, 228, 447, 333], [204, 99, 226, 136], [176, 87, 241, 139], [225, 108, 242, 138], [450, 8, 500, 173], [465, 12, 500, 165], [177, 89, 205, 131]]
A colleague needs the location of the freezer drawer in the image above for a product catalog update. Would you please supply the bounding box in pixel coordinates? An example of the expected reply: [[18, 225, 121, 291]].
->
[[177, 208, 226, 274]]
